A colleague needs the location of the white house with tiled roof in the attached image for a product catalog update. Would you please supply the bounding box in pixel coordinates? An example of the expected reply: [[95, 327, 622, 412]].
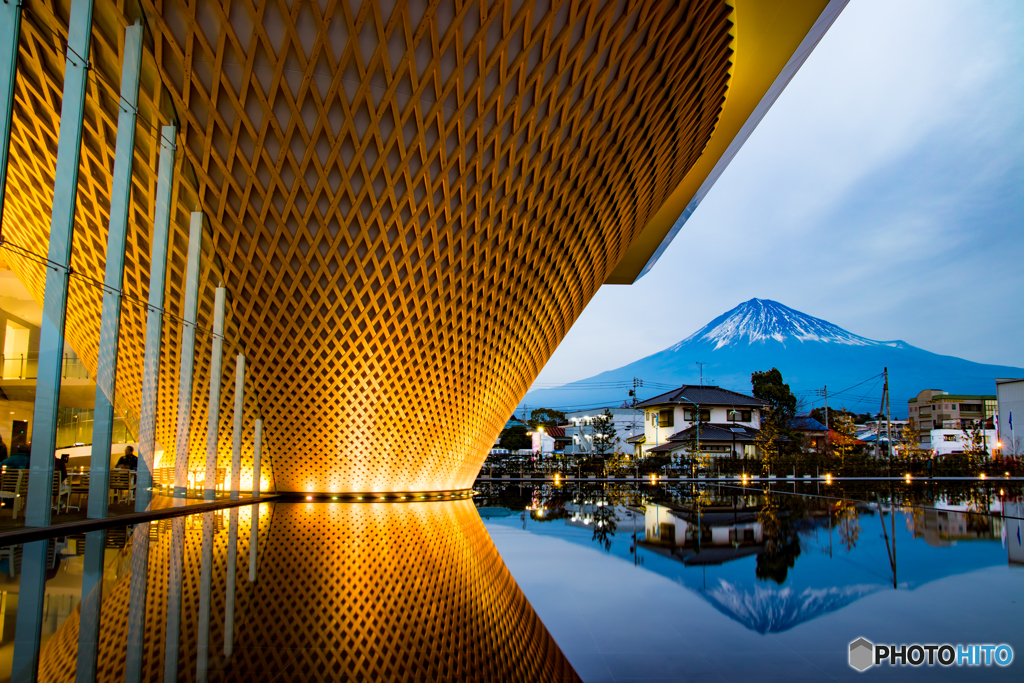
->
[[636, 386, 767, 457]]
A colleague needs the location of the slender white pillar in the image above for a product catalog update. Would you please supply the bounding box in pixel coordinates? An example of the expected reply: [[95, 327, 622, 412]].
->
[[230, 354, 244, 499], [25, 0, 96, 528], [0, 0, 23, 220], [163, 515, 185, 681], [11, 540, 48, 681], [173, 212, 204, 499], [248, 504, 259, 582], [252, 418, 263, 497], [203, 287, 226, 501], [123, 523, 150, 683], [73, 530, 106, 683], [196, 511, 214, 683], [224, 507, 239, 656], [136, 124, 176, 511], [88, 21, 143, 519]]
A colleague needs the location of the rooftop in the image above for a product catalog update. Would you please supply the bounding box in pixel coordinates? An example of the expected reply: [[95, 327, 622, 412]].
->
[[637, 386, 766, 409]]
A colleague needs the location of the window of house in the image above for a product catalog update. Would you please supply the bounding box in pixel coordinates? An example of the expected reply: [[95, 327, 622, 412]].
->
[[729, 410, 752, 422], [658, 409, 674, 428], [684, 408, 709, 422], [943, 434, 957, 442]]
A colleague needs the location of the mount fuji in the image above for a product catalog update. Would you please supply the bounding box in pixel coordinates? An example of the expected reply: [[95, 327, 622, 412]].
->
[[523, 299, 1023, 416]]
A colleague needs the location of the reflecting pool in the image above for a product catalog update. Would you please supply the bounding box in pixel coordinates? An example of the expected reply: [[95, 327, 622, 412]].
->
[[0, 483, 1019, 682], [479, 481, 1024, 682]]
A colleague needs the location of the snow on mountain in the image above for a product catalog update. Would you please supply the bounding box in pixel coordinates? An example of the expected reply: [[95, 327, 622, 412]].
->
[[521, 298, 1024, 414], [673, 298, 900, 350]]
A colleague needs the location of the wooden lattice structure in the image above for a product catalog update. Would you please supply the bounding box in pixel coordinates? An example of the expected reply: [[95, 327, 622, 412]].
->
[[37, 500, 581, 682], [0, 0, 836, 492]]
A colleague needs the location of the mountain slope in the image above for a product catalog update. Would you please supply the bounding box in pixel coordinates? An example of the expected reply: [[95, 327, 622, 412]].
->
[[523, 299, 1023, 416]]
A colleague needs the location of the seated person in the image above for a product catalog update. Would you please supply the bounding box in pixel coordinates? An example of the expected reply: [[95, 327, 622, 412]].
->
[[115, 445, 138, 471], [54, 453, 69, 482], [0, 444, 30, 470]]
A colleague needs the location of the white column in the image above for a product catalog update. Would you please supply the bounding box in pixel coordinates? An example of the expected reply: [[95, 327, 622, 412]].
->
[[0, 0, 23, 220], [196, 511, 213, 683], [173, 212, 204, 498], [230, 354, 244, 499], [136, 124, 176, 511], [25, 0, 96, 528], [124, 523, 150, 683], [88, 20, 143, 519], [162, 516, 185, 681], [203, 287, 226, 501], [252, 418, 263, 497], [224, 507, 239, 656], [248, 504, 259, 582], [73, 530, 106, 683]]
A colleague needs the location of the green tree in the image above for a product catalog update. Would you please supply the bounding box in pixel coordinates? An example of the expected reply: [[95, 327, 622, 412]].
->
[[591, 409, 618, 458], [499, 424, 531, 451], [751, 368, 797, 473], [751, 368, 798, 423], [529, 408, 566, 429]]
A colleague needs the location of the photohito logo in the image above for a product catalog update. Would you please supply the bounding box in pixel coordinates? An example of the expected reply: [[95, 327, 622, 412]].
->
[[849, 638, 1013, 671]]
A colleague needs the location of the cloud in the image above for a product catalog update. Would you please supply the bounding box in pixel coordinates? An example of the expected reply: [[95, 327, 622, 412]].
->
[[534, 0, 1024, 387]]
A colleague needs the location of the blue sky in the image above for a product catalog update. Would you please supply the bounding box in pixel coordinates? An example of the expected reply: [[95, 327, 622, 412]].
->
[[535, 0, 1024, 387]]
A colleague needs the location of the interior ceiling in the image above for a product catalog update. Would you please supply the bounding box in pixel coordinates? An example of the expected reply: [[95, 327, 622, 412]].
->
[[0, 0, 827, 492]]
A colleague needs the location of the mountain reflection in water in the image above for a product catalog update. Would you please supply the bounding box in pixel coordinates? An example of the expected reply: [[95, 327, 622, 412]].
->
[[2, 500, 579, 682]]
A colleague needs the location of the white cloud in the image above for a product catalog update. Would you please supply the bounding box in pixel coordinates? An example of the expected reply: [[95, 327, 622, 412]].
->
[[535, 0, 1024, 387]]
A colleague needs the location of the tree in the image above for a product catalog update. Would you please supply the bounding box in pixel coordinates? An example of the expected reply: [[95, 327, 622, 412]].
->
[[498, 424, 531, 451], [529, 407, 566, 430], [751, 369, 797, 474], [960, 421, 989, 468], [591, 409, 618, 458], [751, 368, 797, 423]]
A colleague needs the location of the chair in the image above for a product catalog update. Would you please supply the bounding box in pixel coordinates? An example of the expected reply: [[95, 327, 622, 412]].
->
[[0, 469, 28, 519], [51, 471, 70, 514], [68, 471, 89, 511], [109, 469, 135, 505]]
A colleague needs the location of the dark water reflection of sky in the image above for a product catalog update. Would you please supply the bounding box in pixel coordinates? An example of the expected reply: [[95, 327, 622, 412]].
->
[[483, 486, 1024, 682]]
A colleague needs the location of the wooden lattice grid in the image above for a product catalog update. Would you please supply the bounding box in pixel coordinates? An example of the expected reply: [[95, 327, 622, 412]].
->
[[36, 500, 580, 682], [1, 0, 734, 492]]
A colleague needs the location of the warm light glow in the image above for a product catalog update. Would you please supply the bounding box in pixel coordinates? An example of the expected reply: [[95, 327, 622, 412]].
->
[[306, 496, 313, 501], [979, 473, 986, 479]]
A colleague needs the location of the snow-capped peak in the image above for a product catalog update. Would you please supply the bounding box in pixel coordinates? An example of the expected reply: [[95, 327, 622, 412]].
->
[[672, 299, 903, 351]]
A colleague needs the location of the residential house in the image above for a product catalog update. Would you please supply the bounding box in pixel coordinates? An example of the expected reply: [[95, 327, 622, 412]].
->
[[636, 386, 766, 458], [565, 407, 643, 456]]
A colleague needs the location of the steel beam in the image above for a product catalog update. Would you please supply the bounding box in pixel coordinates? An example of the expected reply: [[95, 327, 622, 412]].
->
[[88, 21, 143, 519], [25, 0, 96, 528], [136, 124, 176, 511], [230, 354, 244, 498], [173, 212, 203, 498], [203, 287, 226, 501], [0, 0, 23, 223]]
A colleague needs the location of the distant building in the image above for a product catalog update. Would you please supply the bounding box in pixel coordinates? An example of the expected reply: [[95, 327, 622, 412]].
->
[[927, 429, 998, 457], [636, 386, 765, 457], [907, 389, 996, 446], [564, 407, 643, 456], [530, 425, 569, 455], [789, 416, 828, 453], [996, 378, 1024, 458]]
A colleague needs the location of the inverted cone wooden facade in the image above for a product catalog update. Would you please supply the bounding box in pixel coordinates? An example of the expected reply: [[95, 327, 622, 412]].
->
[[0, 0, 838, 492]]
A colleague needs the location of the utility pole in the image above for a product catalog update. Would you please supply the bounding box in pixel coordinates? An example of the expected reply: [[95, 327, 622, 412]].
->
[[815, 385, 830, 456], [884, 367, 894, 474], [696, 362, 706, 387]]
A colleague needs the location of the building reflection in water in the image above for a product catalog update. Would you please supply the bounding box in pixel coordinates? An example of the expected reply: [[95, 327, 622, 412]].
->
[[2, 500, 578, 682]]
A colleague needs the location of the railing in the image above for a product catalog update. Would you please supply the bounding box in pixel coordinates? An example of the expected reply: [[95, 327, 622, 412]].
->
[[0, 354, 91, 380]]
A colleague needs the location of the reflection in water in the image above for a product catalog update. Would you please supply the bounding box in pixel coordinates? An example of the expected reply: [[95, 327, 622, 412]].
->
[[10, 500, 578, 682]]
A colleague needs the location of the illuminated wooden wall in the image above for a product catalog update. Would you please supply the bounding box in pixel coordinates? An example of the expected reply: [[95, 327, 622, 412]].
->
[[37, 500, 581, 682], [0, 0, 827, 492]]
